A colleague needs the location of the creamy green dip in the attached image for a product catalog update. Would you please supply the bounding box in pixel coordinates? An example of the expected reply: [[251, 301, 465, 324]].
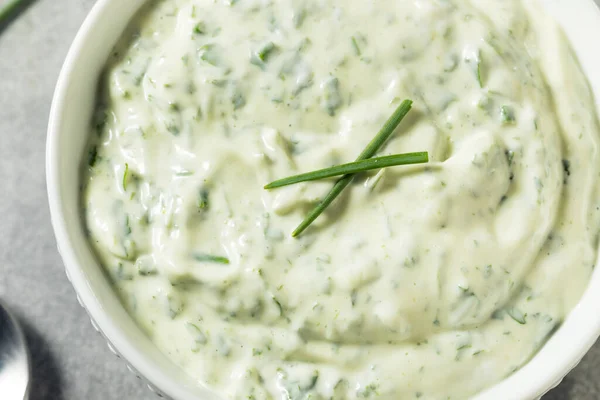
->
[[82, 0, 600, 398]]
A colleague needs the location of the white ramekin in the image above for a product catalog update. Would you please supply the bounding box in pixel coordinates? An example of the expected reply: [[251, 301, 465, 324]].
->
[[46, 1, 600, 399]]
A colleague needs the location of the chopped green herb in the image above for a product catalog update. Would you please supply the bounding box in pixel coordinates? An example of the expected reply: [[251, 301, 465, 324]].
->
[[186, 81, 195, 93], [185, 323, 208, 344], [534, 177, 544, 191], [198, 188, 210, 210], [563, 159, 571, 184], [292, 99, 413, 237], [507, 307, 527, 324], [272, 296, 284, 316], [505, 149, 515, 164], [210, 79, 228, 87], [483, 264, 493, 278], [194, 107, 203, 121], [321, 76, 343, 116], [136, 256, 157, 276], [175, 171, 194, 177], [464, 49, 483, 87], [123, 214, 132, 236], [121, 238, 137, 261], [133, 73, 144, 87], [351, 36, 361, 56], [88, 146, 98, 167], [216, 335, 231, 356], [351, 290, 358, 307], [231, 89, 246, 110], [297, 37, 312, 52], [115, 262, 133, 280], [165, 121, 180, 135], [192, 253, 230, 264], [358, 383, 379, 398], [500, 105, 516, 124], [122, 163, 130, 190], [257, 41, 276, 62], [251, 42, 277, 68], [293, 8, 306, 28], [444, 54, 459, 72], [306, 371, 319, 391], [198, 44, 220, 66], [193, 21, 206, 35], [94, 109, 108, 135]]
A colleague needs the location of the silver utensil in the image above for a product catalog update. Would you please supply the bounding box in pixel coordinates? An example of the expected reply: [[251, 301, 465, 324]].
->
[[0, 302, 30, 400]]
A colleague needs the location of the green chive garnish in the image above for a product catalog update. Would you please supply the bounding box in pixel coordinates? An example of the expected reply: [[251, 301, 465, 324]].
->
[[265, 152, 428, 189], [192, 253, 230, 264], [291, 99, 414, 237]]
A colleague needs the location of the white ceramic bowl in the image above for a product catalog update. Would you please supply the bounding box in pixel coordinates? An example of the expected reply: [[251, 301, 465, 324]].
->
[[47, 1, 600, 399]]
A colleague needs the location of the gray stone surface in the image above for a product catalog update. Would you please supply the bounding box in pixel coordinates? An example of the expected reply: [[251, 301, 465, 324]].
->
[[0, 0, 598, 399]]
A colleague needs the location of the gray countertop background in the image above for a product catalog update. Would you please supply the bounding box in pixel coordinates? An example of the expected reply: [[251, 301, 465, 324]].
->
[[0, 0, 599, 399]]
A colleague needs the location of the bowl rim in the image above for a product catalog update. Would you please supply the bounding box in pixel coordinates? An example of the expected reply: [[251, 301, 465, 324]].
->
[[46, 1, 600, 399]]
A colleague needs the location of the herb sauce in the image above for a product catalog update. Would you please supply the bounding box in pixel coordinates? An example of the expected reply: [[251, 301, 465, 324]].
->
[[82, 0, 600, 398]]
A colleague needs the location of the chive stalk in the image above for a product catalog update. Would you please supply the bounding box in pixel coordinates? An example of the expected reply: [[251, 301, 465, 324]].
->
[[265, 152, 428, 189], [292, 99, 413, 237]]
